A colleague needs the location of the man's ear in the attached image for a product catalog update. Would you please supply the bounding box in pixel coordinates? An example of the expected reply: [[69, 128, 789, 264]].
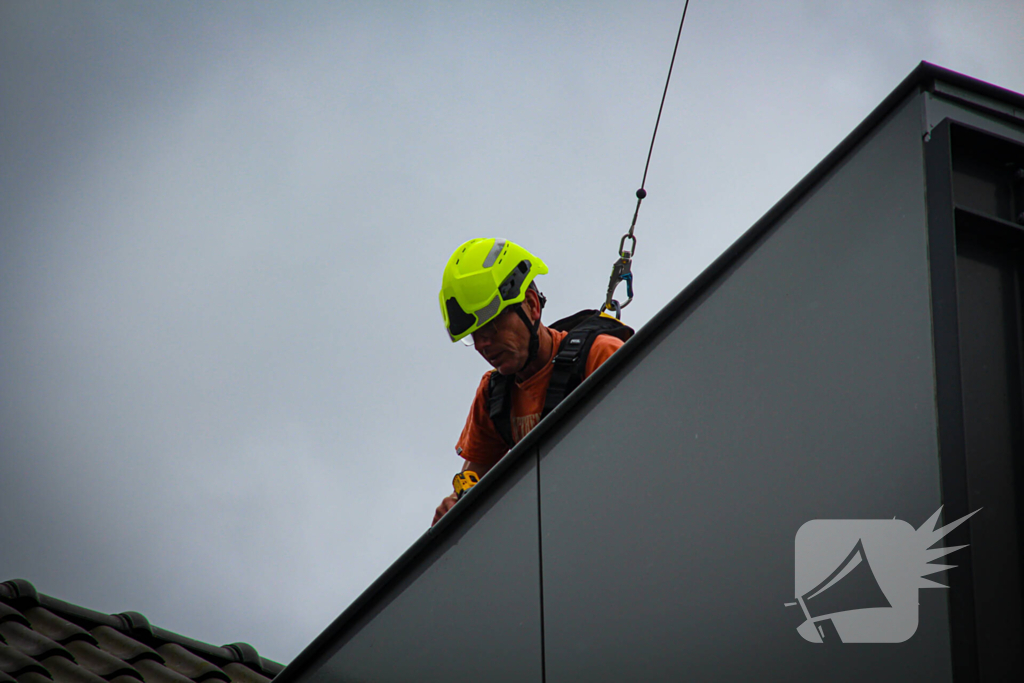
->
[[523, 288, 542, 323]]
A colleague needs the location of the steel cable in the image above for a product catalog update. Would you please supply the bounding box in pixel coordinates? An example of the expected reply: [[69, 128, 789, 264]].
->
[[603, 0, 691, 317]]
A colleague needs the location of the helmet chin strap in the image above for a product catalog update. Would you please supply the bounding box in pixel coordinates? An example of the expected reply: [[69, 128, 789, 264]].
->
[[512, 304, 541, 376]]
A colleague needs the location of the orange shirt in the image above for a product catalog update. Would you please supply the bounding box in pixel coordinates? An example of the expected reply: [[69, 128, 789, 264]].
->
[[455, 328, 624, 466]]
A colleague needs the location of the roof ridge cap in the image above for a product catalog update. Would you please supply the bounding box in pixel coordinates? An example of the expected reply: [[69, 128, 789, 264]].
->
[[115, 611, 154, 637], [37, 593, 123, 629], [0, 579, 40, 606], [151, 628, 283, 676]]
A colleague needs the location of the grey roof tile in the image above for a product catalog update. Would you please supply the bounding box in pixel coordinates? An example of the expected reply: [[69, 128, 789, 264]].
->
[[153, 646, 226, 683], [21, 611, 94, 647], [0, 644, 50, 678], [0, 606, 29, 629], [213, 650, 256, 677], [62, 643, 140, 682], [0, 582, 280, 683], [39, 657, 106, 683], [218, 665, 267, 683], [88, 628, 160, 666], [132, 661, 193, 683], [0, 624, 70, 662]]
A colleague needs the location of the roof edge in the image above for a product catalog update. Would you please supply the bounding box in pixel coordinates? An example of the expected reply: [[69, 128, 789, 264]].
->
[[923, 63, 1024, 121]]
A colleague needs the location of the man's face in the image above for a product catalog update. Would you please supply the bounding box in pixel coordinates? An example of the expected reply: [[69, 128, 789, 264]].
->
[[471, 305, 532, 376]]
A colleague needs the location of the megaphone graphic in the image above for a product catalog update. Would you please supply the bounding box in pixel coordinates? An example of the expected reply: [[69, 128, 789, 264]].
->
[[789, 509, 978, 643], [790, 538, 891, 643]]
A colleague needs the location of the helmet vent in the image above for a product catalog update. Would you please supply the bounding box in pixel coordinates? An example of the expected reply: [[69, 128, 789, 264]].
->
[[498, 260, 531, 300]]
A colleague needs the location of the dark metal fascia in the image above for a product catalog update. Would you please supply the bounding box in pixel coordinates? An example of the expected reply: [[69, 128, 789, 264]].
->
[[273, 61, 1024, 683], [927, 72, 1024, 128], [923, 120, 979, 682]]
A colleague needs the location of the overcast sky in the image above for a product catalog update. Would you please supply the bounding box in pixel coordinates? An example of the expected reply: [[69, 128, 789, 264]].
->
[[2, 0, 1023, 666]]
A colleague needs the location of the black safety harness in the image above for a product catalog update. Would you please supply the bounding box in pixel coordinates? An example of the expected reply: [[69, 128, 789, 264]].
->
[[487, 309, 634, 449]]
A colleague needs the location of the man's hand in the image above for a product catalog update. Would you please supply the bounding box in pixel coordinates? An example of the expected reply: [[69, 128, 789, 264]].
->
[[432, 460, 495, 526], [432, 492, 458, 526]]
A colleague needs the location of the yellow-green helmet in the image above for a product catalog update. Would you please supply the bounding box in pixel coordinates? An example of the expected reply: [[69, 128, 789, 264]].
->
[[439, 238, 548, 342]]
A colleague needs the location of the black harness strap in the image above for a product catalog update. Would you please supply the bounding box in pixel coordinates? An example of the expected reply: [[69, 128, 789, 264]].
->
[[542, 325, 601, 419], [487, 310, 633, 450], [488, 369, 516, 449], [511, 304, 541, 374]]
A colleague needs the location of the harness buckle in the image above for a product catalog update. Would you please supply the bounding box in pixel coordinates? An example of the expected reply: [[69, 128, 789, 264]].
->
[[554, 329, 589, 365]]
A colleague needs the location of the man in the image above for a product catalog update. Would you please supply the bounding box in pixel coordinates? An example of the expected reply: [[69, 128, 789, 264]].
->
[[433, 238, 625, 525]]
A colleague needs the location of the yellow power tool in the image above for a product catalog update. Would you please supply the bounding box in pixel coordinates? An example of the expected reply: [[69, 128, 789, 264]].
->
[[452, 471, 480, 499]]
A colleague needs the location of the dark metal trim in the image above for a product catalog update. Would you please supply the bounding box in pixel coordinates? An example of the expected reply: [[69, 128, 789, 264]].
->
[[930, 81, 1024, 130], [275, 63, 1024, 683], [955, 205, 1024, 240], [924, 119, 979, 682], [924, 66, 1024, 115], [535, 450, 547, 683]]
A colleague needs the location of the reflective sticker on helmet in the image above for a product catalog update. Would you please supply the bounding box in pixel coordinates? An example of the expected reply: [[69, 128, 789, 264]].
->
[[474, 294, 501, 328], [482, 239, 506, 268]]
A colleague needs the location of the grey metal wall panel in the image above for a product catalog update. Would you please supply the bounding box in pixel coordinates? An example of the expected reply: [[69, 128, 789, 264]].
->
[[539, 95, 952, 681], [304, 452, 543, 683]]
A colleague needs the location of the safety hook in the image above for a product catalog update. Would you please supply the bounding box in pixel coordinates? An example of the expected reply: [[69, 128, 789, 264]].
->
[[601, 250, 634, 319]]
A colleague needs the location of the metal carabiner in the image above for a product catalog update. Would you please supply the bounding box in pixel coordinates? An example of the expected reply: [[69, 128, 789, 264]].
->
[[619, 233, 637, 259], [601, 250, 634, 319], [604, 298, 622, 320]]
